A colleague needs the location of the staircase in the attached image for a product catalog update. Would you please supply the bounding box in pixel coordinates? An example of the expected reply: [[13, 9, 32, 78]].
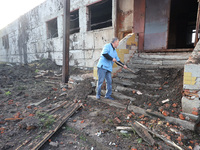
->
[[111, 52, 191, 112]]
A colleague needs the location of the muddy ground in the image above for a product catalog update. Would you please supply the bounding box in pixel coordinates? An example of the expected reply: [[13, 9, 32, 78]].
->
[[0, 59, 199, 150]]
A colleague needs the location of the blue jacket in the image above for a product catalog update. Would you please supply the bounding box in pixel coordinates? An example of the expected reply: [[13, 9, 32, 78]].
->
[[97, 43, 120, 72]]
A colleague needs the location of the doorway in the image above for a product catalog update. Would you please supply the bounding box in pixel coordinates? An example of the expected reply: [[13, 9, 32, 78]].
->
[[168, 0, 198, 49], [133, 0, 198, 51]]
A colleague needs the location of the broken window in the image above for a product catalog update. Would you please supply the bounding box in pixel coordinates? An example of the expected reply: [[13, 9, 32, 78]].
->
[[46, 18, 58, 39], [2, 34, 9, 50], [70, 10, 80, 34], [88, 0, 112, 31]]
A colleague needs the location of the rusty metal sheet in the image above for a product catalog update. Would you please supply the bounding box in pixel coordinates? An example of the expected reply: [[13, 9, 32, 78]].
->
[[133, 0, 146, 51], [144, 0, 171, 50]]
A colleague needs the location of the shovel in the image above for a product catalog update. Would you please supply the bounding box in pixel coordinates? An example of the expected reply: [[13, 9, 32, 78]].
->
[[115, 61, 136, 74]]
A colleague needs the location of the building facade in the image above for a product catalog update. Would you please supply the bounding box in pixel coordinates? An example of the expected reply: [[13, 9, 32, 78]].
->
[[0, 0, 133, 68]]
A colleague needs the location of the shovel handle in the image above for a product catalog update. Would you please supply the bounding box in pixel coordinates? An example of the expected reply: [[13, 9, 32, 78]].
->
[[115, 61, 135, 74]]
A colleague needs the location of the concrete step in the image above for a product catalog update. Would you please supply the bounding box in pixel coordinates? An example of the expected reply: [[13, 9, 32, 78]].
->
[[117, 72, 138, 79], [130, 59, 186, 66], [112, 92, 136, 101], [131, 59, 162, 65], [162, 60, 186, 65], [115, 86, 160, 98], [128, 64, 184, 69], [137, 52, 191, 60], [113, 78, 168, 88], [121, 68, 140, 74], [115, 85, 137, 92], [101, 89, 136, 101]]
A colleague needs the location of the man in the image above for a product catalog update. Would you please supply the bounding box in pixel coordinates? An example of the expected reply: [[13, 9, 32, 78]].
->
[[96, 37, 127, 100]]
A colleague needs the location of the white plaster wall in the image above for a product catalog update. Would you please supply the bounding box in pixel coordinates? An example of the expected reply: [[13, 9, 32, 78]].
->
[[0, 0, 117, 68]]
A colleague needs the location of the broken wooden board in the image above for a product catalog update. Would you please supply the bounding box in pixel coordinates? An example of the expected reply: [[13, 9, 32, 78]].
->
[[31, 103, 82, 150], [133, 121, 183, 150], [130, 121, 155, 145], [15, 102, 82, 150]]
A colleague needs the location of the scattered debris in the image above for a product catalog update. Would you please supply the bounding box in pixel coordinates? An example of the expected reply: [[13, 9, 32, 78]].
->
[[136, 91, 142, 95], [95, 131, 102, 137], [109, 142, 116, 146], [162, 99, 170, 104], [49, 141, 59, 147], [29, 98, 47, 107], [116, 126, 133, 131], [120, 130, 128, 134]]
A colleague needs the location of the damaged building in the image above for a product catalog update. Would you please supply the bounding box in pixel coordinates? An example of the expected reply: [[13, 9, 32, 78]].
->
[[0, 0, 199, 66], [0, 0, 133, 68], [0, 0, 200, 116]]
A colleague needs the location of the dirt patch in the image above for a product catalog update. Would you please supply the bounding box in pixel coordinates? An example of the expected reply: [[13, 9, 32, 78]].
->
[[0, 59, 199, 150], [67, 78, 94, 100]]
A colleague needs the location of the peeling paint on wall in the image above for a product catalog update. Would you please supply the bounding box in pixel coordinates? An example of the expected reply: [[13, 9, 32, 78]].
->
[[0, 0, 134, 69], [18, 15, 29, 64]]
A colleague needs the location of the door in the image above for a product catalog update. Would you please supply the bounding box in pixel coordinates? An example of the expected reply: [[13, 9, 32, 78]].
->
[[144, 0, 171, 50]]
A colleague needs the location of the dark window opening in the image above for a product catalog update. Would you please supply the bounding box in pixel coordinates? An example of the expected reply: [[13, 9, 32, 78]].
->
[[47, 18, 58, 39], [2, 34, 9, 50], [168, 0, 198, 49], [88, 0, 112, 31], [70, 10, 80, 34]]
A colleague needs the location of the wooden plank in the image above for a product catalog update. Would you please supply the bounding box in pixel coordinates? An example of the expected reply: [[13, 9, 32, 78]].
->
[[132, 121, 183, 150], [31, 103, 82, 150], [131, 121, 155, 145]]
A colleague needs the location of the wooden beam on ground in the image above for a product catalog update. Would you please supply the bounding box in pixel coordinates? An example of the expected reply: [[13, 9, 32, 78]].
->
[[131, 121, 155, 146], [31, 103, 82, 150], [131, 121, 183, 150]]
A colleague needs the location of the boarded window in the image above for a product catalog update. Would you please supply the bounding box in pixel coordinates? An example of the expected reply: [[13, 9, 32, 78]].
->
[[88, 0, 112, 31], [47, 18, 58, 39], [70, 10, 80, 34], [2, 34, 9, 50]]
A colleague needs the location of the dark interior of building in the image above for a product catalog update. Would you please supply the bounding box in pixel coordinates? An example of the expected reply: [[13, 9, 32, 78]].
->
[[47, 18, 58, 39], [88, 0, 112, 31], [168, 0, 198, 49], [70, 10, 79, 34]]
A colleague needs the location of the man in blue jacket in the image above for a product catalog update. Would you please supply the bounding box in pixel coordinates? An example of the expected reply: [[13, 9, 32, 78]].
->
[[96, 37, 127, 100]]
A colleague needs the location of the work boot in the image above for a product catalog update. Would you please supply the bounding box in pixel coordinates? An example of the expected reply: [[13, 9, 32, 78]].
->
[[105, 96, 114, 100], [96, 96, 101, 100]]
